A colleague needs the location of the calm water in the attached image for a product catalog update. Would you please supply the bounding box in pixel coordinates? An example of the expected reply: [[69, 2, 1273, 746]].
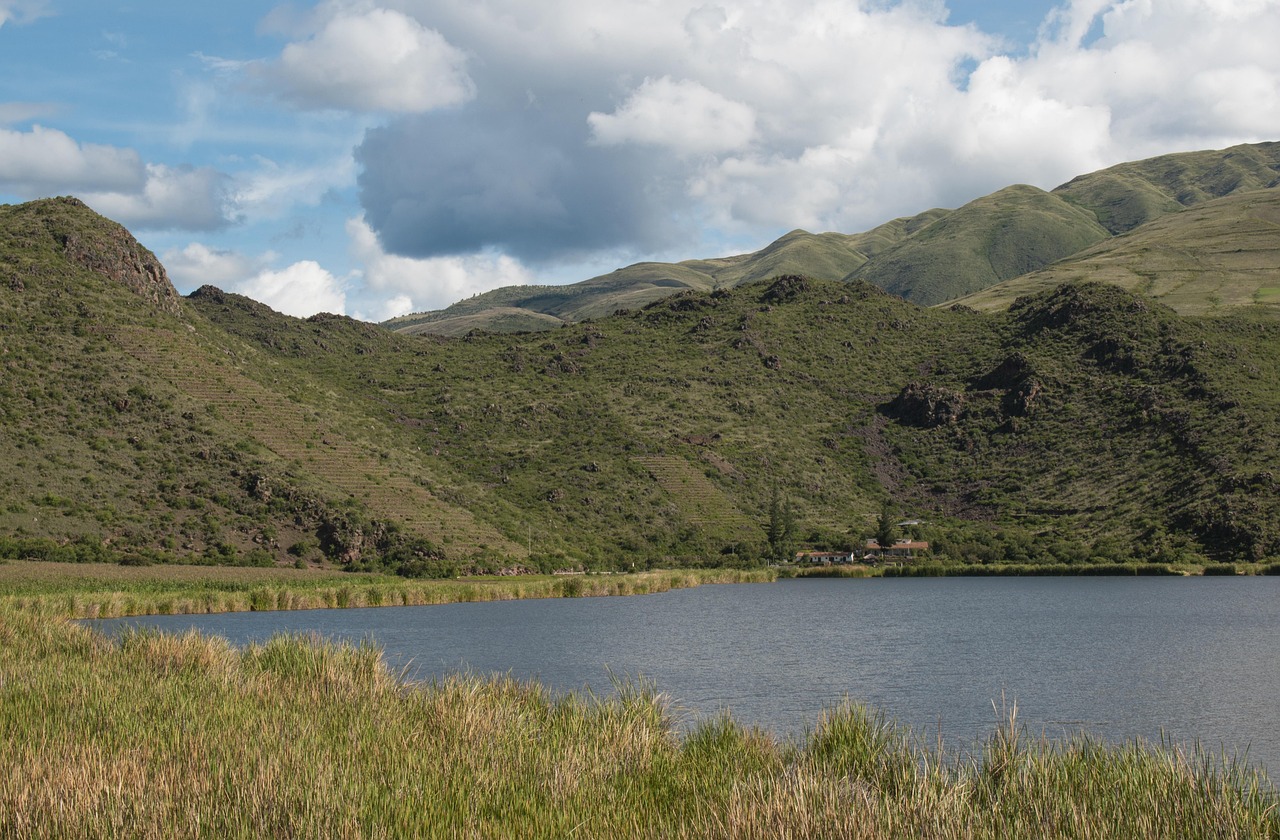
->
[[93, 576, 1280, 775]]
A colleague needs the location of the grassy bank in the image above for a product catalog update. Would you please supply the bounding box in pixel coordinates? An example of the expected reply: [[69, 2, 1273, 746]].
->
[[0, 605, 1274, 839], [0, 561, 774, 619], [790, 561, 1280, 578]]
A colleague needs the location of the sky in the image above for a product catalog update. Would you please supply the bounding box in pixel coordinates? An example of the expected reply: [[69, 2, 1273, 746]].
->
[[2, 1, 1279, 322]]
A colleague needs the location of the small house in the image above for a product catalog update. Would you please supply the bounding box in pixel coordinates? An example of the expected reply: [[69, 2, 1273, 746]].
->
[[793, 550, 857, 565]]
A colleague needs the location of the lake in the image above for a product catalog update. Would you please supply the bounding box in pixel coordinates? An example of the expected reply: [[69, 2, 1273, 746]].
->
[[92, 575, 1280, 776]]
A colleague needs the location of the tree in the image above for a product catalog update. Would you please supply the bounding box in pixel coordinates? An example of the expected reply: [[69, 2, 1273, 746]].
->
[[875, 502, 899, 550], [767, 486, 798, 561]]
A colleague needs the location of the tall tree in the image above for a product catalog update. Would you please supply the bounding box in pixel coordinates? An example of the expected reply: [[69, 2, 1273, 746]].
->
[[768, 486, 797, 561], [876, 502, 899, 550]]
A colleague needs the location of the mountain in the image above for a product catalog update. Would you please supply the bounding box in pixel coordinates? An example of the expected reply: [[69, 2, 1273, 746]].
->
[[386, 211, 951, 336], [842, 184, 1110, 305], [388, 142, 1280, 334], [4, 196, 1280, 571]]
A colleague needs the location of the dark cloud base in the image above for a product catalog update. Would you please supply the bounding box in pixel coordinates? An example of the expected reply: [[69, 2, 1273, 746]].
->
[[357, 107, 684, 263]]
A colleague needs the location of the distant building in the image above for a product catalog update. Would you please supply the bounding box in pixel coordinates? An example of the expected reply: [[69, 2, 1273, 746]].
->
[[794, 550, 857, 565], [863, 539, 930, 562]]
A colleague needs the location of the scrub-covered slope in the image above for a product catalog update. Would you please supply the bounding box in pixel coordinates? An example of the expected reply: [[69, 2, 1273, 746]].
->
[[5, 198, 1280, 571]]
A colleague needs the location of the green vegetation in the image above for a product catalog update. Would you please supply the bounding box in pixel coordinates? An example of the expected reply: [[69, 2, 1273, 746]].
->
[[1, 605, 1273, 838], [0, 561, 771, 619], [6, 192, 1280, 573], [389, 141, 1280, 333], [845, 183, 1110, 306], [956, 187, 1280, 314]]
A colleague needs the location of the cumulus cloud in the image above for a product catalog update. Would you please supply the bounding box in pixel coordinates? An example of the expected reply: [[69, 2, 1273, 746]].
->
[[259, 6, 474, 113], [589, 77, 756, 154], [0, 124, 235, 233], [234, 260, 347, 318], [357, 106, 682, 262], [347, 215, 533, 315], [82, 164, 232, 232], [356, 0, 1280, 270], [162, 243, 349, 319], [161, 242, 273, 293], [0, 125, 143, 194]]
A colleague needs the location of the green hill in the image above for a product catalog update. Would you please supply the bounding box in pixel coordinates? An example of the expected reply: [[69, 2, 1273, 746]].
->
[[5, 196, 1280, 571], [388, 142, 1280, 333], [843, 184, 1110, 305], [1053, 141, 1280, 233], [950, 187, 1280, 314], [0, 198, 523, 571]]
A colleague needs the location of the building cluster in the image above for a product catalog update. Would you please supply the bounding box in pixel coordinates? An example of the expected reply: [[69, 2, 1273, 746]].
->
[[794, 539, 930, 566]]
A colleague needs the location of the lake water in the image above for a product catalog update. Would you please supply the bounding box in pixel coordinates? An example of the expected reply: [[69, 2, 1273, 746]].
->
[[92, 576, 1280, 776]]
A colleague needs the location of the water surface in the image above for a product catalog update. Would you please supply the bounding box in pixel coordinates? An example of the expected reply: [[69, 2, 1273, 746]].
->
[[94, 576, 1280, 775]]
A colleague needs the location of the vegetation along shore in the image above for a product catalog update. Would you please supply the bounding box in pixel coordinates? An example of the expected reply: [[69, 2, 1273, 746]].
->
[[0, 596, 1274, 838], [0, 565, 1275, 837]]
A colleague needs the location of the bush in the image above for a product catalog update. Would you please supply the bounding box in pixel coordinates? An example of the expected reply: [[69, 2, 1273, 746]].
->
[[1202, 563, 1238, 576]]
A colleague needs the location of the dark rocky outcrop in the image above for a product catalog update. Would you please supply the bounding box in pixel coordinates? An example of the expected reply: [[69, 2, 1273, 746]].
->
[[887, 382, 967, 427]]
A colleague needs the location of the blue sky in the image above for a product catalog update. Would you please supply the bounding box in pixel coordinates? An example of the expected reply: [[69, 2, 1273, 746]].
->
[[3, 0, 1279, 321]]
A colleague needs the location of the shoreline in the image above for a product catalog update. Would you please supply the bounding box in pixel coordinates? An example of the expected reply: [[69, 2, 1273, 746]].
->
[[3, 555, 1278, 620], [0, 561, 776, 620], [0, 599, 1273, 838]]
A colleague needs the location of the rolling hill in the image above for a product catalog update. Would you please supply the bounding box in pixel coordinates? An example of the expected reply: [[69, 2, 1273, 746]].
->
[[950, 187, 1280, 314], [4, 195, 1280, 572], [388, 142, 1280, 334]]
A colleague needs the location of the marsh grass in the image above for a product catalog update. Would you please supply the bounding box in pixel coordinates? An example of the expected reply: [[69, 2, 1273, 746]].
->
[[0, 561, 772, 619], [0, 602, 1274, 839]]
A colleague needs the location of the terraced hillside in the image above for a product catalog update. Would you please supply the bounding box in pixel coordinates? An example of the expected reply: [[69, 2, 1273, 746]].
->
[[632, 456, 758, 537]]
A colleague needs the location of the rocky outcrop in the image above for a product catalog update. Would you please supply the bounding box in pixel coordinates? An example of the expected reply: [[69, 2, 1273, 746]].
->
[[41, 197, 184, 317], [887, 382, 967, 427]]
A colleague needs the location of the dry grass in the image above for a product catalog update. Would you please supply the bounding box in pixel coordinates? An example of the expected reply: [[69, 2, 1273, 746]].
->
[[1, 568, 1275, 837], [0, 560, 773, 618], [1, 602, 1276, 839]]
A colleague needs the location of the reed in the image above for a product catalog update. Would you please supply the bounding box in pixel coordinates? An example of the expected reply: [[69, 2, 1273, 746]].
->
[[0, 561, 774, 619], [0, 604, 1274, 838]]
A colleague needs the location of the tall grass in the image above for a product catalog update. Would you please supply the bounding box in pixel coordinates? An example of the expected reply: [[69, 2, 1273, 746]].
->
[[0, 562, 774, 619], [0, 605, 1274, 838]]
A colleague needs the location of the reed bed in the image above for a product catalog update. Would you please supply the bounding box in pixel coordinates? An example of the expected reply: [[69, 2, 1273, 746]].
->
[[0, 562, 773, 619], [0, 604, 1275, 839]]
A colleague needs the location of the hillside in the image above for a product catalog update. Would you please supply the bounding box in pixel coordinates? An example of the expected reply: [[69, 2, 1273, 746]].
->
[[842, 184, 1110, 305], [0, 198, 522, 572], [388, 209, 950, 336], [388, 142, 1280, 334], [950, 188, 1280, 313], [4, 196, 1280, 572]]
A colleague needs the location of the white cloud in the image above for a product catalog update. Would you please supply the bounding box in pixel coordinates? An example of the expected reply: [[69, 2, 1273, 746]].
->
[[261, 6, 474, 113], [0, 1, 48, 28], [0, 125, 143, 193], [82, 164, 231, 231], [231, 154, 357, 222], [235, 260, 347, 318], [161, 242, 274, 293], [1020, 0, 1280, 154], [347, 215, 533, 314], [589, 77, 756, 155]]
